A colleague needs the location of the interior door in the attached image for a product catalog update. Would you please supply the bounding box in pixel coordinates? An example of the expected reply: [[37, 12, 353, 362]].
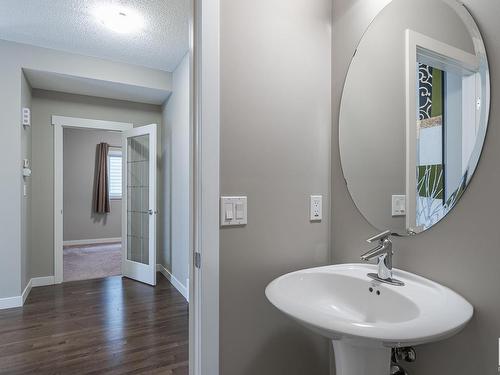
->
[[122, 124, 157, 286]]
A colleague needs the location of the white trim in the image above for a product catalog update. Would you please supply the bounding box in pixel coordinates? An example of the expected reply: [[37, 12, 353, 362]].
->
[[53, 115, 133, 284], [22, 279, 32, 304], [188, 2, 196, 374], [31, 276, 56, 287], [157, 264, 189, 302], [0, 295, 22, 310], [0, 276, 56, 310], [409, 30, 479, 74], [52, 115, 133, 131], [193, 0, 220, 374], [63, 238, 122, 246], [405, 30, 418, 233]]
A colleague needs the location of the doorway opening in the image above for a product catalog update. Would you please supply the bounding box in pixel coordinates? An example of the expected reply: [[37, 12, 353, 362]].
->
[[62, 126, 124, 282], [53, 114, 159, 287]]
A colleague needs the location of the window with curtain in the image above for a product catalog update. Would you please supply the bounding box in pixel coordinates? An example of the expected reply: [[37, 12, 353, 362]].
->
[[108, 148, 122, 199]]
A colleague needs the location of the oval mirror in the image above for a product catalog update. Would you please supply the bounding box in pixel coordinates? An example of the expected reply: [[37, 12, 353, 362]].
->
[[339, 0, 490, 235]]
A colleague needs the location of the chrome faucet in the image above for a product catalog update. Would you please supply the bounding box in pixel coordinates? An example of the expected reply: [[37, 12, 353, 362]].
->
[[360, 230, 404, 286]]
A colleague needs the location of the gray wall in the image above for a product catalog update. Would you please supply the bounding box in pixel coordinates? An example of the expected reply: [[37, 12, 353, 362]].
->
[[31, 89, 162, 278], [161, 53, 190, 290], [0, 39, 171, 298], [332, 0, 500, 374], [20, 73, 32, 291], [220, 0, 332, 374], [63, 128, 122, 242]]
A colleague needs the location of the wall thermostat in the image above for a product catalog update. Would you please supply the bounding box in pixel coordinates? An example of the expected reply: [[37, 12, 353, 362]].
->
[[22, 107, 31, 127]]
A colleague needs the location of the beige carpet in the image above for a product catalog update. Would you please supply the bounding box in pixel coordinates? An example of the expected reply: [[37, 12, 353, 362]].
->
[[63, 242, 122, 282]]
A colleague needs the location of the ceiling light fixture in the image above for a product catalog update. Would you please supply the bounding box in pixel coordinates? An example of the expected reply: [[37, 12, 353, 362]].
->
[[94, 5, 144, 34]]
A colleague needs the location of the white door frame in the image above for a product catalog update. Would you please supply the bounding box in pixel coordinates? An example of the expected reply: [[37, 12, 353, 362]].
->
[[190, 0, 220, 373], [52, 115, 133, 284]]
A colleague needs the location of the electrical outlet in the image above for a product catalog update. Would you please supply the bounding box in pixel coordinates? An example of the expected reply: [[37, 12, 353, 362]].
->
[[310, 195, 322, 221]]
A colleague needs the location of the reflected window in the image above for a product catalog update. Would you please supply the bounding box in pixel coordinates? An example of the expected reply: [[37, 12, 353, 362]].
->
[[108, 148, 123, 200]]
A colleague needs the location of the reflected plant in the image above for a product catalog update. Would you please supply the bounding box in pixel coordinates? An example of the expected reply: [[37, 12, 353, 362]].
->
[[416, 165, 444, 229], [416, 166, 468, 230]]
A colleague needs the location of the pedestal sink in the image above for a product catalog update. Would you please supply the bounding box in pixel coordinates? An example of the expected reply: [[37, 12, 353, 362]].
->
[[265, 264, 473, 375]]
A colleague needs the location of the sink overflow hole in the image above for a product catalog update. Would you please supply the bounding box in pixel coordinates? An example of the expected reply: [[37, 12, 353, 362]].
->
[[369, 287, 373, 293]]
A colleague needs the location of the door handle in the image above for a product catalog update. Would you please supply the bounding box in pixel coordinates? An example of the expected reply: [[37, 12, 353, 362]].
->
[[148, 209, 158, 215]]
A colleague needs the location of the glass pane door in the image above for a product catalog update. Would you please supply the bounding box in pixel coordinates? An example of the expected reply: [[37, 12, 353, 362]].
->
[[127, 134, 150, 264], [122, 124, 157, 286]]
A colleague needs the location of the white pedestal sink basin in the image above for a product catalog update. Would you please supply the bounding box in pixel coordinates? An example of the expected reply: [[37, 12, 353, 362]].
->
[[265, 264, 473, 375]]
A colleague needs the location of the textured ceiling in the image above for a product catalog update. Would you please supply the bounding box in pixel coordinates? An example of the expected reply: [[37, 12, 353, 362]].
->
[[0, 0, 190, 72]]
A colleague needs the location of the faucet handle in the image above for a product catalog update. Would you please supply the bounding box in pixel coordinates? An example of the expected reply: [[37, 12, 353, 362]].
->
[[366, 230, 392, 244]]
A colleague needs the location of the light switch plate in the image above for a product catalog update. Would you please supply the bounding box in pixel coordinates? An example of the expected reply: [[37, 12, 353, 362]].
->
[[310, 195, 323, 221], [392, 195, 406, 216], [221, 196, 247, 226]]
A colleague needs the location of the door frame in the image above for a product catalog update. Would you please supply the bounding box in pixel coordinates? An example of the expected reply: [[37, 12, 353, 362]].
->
[[191, 0, 220, 373], [52, 115, 133, 284]]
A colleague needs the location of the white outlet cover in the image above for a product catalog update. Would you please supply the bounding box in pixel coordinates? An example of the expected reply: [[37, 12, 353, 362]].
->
[[310, 195, 323, 221], [392, 195, 406, 216]]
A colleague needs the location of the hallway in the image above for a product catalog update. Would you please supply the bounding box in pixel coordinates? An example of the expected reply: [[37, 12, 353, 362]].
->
[[0, 275, 188, 374]]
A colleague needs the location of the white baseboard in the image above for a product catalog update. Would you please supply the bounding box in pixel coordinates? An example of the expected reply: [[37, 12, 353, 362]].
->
[[156, 264, 189, 302], [0, 280, 31, 309], [0, 275, 56, 310], [32, 276, 56, 287], [63, 237, 121, 246], [0, 295, 23, 309], [22, 279, 32, 304]]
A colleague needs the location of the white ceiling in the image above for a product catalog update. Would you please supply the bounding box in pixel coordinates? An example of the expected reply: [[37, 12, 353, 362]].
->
[[0, 0, 190, 72]]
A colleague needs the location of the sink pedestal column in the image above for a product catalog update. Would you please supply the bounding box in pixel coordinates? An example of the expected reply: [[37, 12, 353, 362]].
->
[[332, 340, 391, 375]]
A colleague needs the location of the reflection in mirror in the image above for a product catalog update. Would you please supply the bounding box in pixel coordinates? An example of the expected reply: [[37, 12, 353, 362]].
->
[[339, 0, 490, 236], [407, 30, 484, 233]]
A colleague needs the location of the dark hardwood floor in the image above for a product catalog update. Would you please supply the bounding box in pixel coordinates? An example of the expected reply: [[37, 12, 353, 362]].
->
[[0, 274, 188, 374]]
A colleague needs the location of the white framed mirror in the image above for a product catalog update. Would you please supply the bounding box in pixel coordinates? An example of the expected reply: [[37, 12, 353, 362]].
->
[[339, 0, 490, 236]]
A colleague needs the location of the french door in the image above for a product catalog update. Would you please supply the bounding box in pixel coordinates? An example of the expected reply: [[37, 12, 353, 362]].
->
[[121, 124, 157, 286]]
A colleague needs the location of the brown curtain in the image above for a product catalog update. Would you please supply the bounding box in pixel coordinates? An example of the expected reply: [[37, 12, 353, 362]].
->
[[93, 143, 110, 214]]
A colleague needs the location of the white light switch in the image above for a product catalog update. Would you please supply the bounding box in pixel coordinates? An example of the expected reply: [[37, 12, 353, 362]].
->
[[221, 196, 247, 226], [392, 195, 406, 216], [224, 203, 234, 220], [310, 195, 322, 221], [234, 202, 245, 220]]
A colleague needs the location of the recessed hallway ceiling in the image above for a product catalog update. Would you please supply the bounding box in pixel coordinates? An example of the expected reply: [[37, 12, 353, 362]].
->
[[0, 0, 190, 72]]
